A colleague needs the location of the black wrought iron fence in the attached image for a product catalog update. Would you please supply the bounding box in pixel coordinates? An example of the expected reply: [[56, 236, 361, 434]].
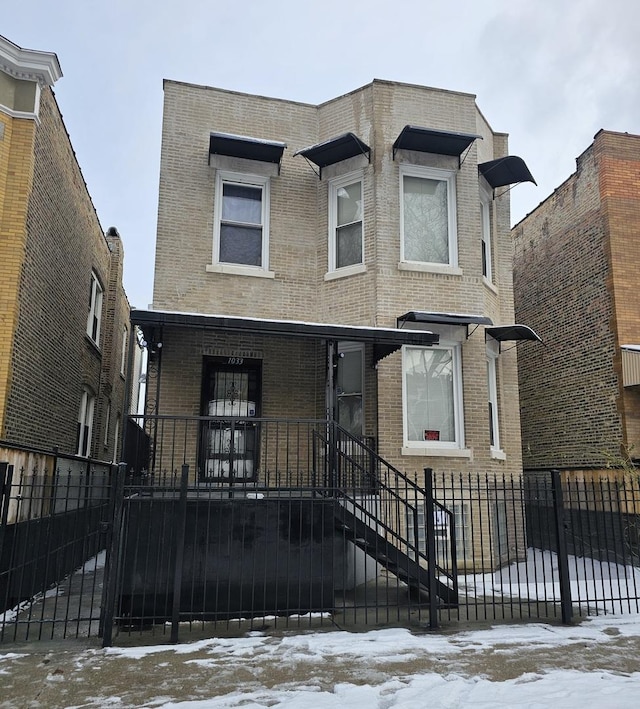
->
[[4, 429, 640, 647], [102, 423, 459, 645], [0, 448, 114, 643]]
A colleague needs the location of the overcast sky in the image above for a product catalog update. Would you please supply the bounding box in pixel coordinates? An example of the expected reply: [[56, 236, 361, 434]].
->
[[5, 1, 639, 308]]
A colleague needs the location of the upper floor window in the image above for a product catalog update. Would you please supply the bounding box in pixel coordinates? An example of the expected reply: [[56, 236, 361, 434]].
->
[[213, 171, 270, 270], [328, 172, 364, 273], [480, 182, 493, 283], [400, 165, 457, 266], [402, 344, 464, 449], [86, 271, 103, 345]]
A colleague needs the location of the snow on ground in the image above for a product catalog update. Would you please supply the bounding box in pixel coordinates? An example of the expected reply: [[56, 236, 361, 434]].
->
[[459, 547, 640, 614], [95, 615, 640, 708], [2, 550, 640, 706]]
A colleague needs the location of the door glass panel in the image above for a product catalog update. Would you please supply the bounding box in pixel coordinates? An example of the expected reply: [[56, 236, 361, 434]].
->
[[201, 358, 261, 481], [336, 345, 363, 436]]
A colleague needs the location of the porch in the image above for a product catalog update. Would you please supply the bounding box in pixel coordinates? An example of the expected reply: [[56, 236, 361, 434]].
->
[[115, 415, 459, 643]]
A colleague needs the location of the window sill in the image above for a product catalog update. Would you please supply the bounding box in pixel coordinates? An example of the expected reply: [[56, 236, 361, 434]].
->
[[85, 335, 102, 356], [324, 263, 367, 281], [401, 446, 472, 458], [483, 276, 498, 294], [397, 262, 463, 276], [206, 263, 275, 279], [491, 448, 506, 460]]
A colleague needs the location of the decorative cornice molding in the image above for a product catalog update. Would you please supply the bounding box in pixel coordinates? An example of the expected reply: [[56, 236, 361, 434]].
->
[[0, 34, 62, 87]]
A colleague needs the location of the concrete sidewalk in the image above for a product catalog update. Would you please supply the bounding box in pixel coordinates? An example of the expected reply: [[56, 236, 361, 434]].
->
[[2, 616, 640, 708]]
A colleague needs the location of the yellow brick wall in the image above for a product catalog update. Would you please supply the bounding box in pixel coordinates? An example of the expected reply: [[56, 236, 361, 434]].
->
[[0, 113, 36, 437]]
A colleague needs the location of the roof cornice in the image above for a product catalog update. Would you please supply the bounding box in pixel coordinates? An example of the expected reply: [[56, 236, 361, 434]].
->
[[0, 34, 62, 86]]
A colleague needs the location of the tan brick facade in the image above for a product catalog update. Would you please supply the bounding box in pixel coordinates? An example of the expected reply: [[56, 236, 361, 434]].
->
[[513, 130, 640, 473], [0, 37, 130, 460], [149, 79, 527, 479]]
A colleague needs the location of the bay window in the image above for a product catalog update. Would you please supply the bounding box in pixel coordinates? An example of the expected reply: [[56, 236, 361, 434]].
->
[[328, 172, 364, 273], [400, 165, 457, 266], [402, 344, 463, 449]]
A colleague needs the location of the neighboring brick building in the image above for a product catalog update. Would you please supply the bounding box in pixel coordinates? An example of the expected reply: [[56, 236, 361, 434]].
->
[[513, 130, 640, 475], [132, 78, 537, 486], [0, 35, 130, 461]]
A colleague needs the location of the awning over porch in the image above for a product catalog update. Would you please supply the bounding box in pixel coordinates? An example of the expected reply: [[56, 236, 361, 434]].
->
[[131, 308, 439, 363]]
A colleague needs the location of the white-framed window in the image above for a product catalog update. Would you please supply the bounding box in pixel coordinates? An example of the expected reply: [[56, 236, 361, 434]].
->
[[328, 172, 364, 272], [487, 338, 500, 452], [120, 326, 128, 376], [410, 502, 470, 567], [400, 164, 458, 266], [76, 387, 96, 457], [480, 182, 493, 282], [86, 271, 103, 345], [213, 170, 270, 270], [402, 344, 464, 449]]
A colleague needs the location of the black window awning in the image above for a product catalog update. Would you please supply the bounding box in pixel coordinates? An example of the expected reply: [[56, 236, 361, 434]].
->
[[398, 311, 493, 327], [486, 325, 542, 342], [393, 125, 481, 160], [131, 309, 438, 363], [294, 132, 370, 178], [209, 132, 287, 166], [478, 156, 536, 188]]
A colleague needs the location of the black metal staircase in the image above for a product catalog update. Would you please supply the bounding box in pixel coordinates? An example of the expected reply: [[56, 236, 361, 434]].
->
[[315, 423, 459, 608]]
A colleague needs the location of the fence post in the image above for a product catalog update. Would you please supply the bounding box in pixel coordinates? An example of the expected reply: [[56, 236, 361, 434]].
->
[[551, 469, 573, 624], [424, 467, 439, 630], [0, 462, 13, 560], [100, 462, 127, 647], [170, 464, 189, 643]]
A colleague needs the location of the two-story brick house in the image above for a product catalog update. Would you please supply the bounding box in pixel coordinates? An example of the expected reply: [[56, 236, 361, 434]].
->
[[131, 78, 537, 492], [513, 130, 640, 478], [0, 34, 130, 464]]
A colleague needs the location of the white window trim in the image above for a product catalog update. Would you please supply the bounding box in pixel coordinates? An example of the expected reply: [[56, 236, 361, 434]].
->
[[399, 164, 458, 268], [480, 180, 493, 284], [327, 170, 364, 275], [211, 170, 272, 275], [86, 271, 103, 346], [77, 387, 95, 457], [487, 339, 505, 458], [120, 326, 128, 377], [401, 343, 465, 452]]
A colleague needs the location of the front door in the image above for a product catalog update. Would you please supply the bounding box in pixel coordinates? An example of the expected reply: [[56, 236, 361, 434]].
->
[[200, 357, 262, 481], [336, 342, 364, 437]]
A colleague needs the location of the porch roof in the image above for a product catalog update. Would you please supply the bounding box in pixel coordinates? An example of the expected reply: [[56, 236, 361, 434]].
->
[[131, 308, 439, 361]]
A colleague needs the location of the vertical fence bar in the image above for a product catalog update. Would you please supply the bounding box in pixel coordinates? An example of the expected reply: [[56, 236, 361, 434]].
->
[[423, 468, 438, 629], [101, 462, 127, 647], [170, 464, 189, 643], [551, 470, 572, 624], [0, 463, 13, 638]]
